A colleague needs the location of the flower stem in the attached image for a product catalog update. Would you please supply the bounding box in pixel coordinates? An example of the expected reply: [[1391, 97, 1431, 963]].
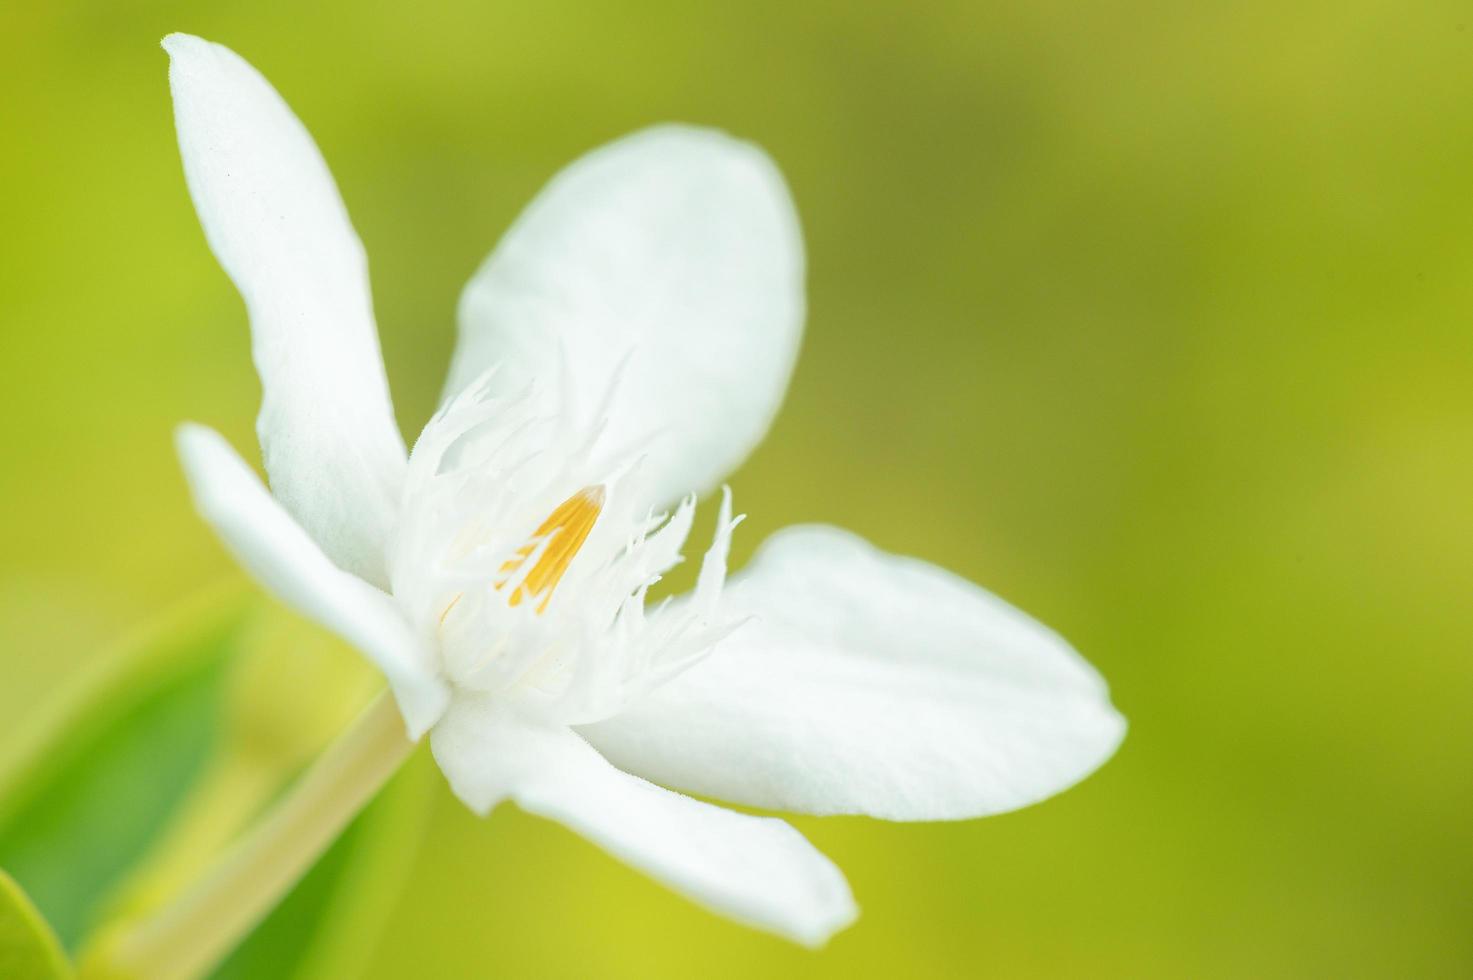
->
[[80, 692, 413, 980]]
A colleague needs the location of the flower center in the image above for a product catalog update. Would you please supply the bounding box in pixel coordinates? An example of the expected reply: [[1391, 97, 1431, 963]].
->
[[497, 484, 606, 613]]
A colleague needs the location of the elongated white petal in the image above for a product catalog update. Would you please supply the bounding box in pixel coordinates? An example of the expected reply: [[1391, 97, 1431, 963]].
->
[[430, 694, 856, 946], [176, 424, 446, 738], [165, 34, 406, 587], [582, 525, 1125, 821], [446, 125, 804, 510]]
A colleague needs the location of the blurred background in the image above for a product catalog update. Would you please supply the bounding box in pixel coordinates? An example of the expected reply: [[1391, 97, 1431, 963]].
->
[[2, 0, 1471, 976]]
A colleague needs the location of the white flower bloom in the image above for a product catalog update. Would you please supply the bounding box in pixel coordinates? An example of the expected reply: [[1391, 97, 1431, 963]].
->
[[164, 33, 1125, 947]]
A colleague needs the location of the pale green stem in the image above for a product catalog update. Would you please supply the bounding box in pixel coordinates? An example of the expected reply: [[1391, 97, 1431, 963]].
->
[[79, 693, 413, 980]]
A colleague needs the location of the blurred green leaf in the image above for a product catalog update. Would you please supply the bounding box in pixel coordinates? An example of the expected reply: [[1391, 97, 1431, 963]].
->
[[0, 578, 430, 980], [0, 586, 250, 950], [96, 606, 380, 930], [0, 869, 71, 980], [211, 751, 435, 980]]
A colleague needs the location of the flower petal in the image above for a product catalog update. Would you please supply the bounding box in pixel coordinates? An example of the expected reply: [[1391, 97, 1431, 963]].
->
[[430, 694, 856, 946], [176, 423, 447, 738], [581, 525, 1126, 821], [446, 125, 804, 508], [165, 34, 406, 587]]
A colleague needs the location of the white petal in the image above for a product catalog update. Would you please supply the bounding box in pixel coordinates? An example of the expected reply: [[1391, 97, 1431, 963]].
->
[[582, 526, 1126, 821], [165, 34, 406, 587], [430, 694, 856, 946], [446, 125, 804, 509], [176, 424, 447, 738]]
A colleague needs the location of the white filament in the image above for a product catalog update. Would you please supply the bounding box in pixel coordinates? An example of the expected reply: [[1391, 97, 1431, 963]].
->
[[387, 368, 742, 725]]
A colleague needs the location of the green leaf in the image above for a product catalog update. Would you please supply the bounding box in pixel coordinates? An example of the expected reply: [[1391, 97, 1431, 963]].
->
[[92, 605, 382, 929], [0, 586, 249, 950], [210, 751, 435, 980], [0, 581, 432, 979], [0, 868, 72, 979]]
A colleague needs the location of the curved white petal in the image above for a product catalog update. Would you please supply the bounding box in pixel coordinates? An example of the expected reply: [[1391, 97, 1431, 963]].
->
[[165, 34, 406, 587], [176, 424, 446, 738], [430, 694, 856, 946], [446, 125, 804, 509], [582, 525, 1126, 821]]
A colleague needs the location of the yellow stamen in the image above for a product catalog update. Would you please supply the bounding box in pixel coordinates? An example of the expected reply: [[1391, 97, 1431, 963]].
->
[[498, 485, 605, 613]]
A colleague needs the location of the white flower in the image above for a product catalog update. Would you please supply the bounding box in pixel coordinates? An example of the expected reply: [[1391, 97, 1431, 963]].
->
[[164, 33, 1125, 947]]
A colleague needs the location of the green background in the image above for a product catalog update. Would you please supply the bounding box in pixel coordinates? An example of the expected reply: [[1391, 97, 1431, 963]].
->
[[3, 0, 1471, 976]]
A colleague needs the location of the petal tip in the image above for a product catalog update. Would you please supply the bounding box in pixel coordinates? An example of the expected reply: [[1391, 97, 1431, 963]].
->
[[173, 418, 208, 441], [160, 32, 206, 59], [629, 122, 767, 160], [173, 421, 224, 468], [1103, 702, 1130, 759], [791, 891, 860, 949], [397, 679, 451, 744], [604, 123, 795, 215]]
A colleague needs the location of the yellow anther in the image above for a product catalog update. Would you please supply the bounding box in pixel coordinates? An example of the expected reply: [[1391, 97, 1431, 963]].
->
[[498, 485, 605, 613]]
